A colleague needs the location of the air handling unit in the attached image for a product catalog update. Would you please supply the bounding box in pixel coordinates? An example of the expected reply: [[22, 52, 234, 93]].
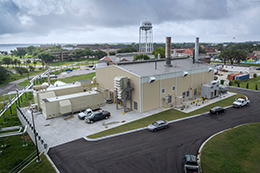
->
[[114, 76, 134, 113]]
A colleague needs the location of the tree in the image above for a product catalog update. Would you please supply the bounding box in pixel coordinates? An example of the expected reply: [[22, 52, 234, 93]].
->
[[33, 61, 37, 68], [246, 83, 249, 89], [134, 54, 150, 61], [26, 46, 36, 55], [217, 44, 224, 51], [2, 57, 12, 68], [15, 67, 28, 76], [117, 46, 138, 53], [32, 47, 44, 57], [256, 83, 258, 90], [17, 60, 21, 67], [93, 50, 107, 59], [235, 50, 247, 65], [13, 59, 18, 67], [152, 47, 165, 59], [0, 66, 11, 84], [13, 49, 27, 59], [109, 51, 116, 56], [69, 49, 85, 60], [26, 60, 31, 67], [84, 48, 93, 58], [37, 52, 57, 63], [29, 65, 35, 72]]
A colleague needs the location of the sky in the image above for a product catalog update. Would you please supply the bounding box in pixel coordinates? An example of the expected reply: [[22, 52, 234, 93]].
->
[[0, 0, 260, 44]]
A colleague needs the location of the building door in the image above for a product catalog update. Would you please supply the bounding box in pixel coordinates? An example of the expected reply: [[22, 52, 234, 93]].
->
[[168, 95, 172, 103]]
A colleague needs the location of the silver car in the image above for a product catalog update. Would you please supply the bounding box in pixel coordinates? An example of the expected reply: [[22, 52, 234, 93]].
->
[[147, 120, 169, 132]]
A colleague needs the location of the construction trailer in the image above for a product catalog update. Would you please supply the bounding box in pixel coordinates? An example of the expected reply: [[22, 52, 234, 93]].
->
[[201, 81, 220, 99], [40, 90, 105, 119]]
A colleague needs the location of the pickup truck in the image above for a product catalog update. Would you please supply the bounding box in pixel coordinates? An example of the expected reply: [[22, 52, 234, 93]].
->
[[85, 111, 111, 124], [78, 108, 102, 120], [233, 97, 250, 108]]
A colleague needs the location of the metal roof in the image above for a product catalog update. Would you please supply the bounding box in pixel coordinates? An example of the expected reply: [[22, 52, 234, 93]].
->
[[117, 58, 211, 77]]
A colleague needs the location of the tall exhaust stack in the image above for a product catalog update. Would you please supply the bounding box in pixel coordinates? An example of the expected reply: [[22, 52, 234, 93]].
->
[[165, 37, 172, 67], [195, 37, 199, 62]]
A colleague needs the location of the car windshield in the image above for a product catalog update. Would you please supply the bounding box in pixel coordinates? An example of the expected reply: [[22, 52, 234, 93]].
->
[[186, 161, 198, 166], [236, 100, 242, 103], [152, 122, 159, 126]]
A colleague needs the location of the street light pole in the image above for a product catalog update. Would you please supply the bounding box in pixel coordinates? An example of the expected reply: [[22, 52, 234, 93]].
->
[[31, 110, 41, 163]]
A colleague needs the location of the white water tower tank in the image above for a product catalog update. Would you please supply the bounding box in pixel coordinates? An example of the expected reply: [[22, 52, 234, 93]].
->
[[139, 18, 153, 53]]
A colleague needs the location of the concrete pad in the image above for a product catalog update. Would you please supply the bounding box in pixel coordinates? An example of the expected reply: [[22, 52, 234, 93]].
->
[[175, 91, 236, 113]]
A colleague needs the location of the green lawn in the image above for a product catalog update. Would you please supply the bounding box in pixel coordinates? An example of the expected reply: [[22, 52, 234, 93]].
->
[[20, 153, 56, 173], [201, 122, 260, 173], [229, 76, 260, 90], [87, 92, 244, 139]]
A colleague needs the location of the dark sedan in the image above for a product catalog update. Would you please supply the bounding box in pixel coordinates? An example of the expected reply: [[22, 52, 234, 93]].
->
[[147, 120, 169, 132], [183, 154, 200, 173], [210, 106, 226, 115]]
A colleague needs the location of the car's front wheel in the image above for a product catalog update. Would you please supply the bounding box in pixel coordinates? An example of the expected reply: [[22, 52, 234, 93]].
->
[[153, 129, 157, 132], [164, 125, 168, 129], [216, 112, 219, 115], [90, 120, 94, 124]]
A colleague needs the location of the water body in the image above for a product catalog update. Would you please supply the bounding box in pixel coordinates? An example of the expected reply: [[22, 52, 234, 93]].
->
[[0, 44, 40, 53]]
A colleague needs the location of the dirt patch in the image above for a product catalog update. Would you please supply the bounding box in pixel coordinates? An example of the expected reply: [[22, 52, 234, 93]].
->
[[64, 116, 75, 121]]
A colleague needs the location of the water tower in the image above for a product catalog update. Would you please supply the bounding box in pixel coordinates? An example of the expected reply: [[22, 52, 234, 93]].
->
[[139, 18, 153, 53]]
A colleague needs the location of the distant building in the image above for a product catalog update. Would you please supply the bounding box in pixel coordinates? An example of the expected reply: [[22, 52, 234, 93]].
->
[[200, 45, 215, 53], [246, 53, 257, 61]]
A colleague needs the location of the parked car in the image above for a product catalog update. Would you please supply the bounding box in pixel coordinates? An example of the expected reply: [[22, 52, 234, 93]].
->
[[183, 154, 200, 173], [65, 68, 73, 71], [147, 120, 169, 132], [210, 106, 226, 115], [233, 97, 250, 108], [220, 68, 228, 72], [256, 67, 260, 70], [78, 108, 102, 120], [85, 111, 111, 124]]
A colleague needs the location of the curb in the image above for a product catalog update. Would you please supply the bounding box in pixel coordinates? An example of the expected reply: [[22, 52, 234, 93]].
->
[[197, 123, 252, 172], [84, 105, 233, 142]]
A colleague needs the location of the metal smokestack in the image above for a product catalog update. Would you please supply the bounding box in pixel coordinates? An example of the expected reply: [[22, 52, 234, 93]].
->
[[195, 37, 199, 62], [165, 37, 172, 67]]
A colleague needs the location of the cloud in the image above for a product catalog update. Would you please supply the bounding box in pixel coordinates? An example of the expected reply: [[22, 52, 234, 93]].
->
[[0, 0, 260, 43]]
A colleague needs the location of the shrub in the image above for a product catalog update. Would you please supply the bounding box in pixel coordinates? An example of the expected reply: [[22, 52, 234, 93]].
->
[[237, 82, 240, 87], [256, 84, 258, 90], [234, 79, 240, 84], [253, 73, 257, 78], [229, 80, 234, 86], [220, 80, 224, 85], [246, 83, 249, 89], [39, 67, 42, 70]]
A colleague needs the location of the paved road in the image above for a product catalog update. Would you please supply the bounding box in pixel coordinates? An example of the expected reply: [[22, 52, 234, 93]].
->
[[48, 88, 260, 173]]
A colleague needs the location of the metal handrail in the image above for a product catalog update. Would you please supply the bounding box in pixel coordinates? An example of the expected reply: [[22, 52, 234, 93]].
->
[[0, 68, 52, 118]]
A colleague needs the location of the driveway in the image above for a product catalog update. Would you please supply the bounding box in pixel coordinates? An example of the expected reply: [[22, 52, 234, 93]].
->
[[48, 87, 260, 173]]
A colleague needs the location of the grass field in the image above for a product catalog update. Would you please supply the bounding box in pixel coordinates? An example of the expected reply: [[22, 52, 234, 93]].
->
[[20, 153, 56, 173], [87, 92, 244, 139], [201, 122, 260, 173], [229, 76, 260, 90]]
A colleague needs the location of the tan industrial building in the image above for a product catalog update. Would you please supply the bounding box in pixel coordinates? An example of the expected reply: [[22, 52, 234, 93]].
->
[[96, 57, 214, 113]]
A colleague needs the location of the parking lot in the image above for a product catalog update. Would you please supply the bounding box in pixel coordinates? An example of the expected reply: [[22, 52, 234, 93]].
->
[[20, 89, 236, 148]]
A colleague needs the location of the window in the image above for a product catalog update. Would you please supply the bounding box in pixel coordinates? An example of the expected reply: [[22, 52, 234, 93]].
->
[[134, 101, 138, 110], [182, 92, 186, 98], [187, 91, 189, 97], [172, 86, 176, 91], [161, 88, 165, 94], [194, 89, 197, 95]]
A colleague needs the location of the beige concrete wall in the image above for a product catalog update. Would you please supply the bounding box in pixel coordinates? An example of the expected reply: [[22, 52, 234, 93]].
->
[[142, 80, 160, 112], [161, 77, 177, 106], [96, 66, 140, 111]]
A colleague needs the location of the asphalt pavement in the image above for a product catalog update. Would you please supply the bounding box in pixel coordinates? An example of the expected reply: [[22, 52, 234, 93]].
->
[[48, 87, 260, 173]]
